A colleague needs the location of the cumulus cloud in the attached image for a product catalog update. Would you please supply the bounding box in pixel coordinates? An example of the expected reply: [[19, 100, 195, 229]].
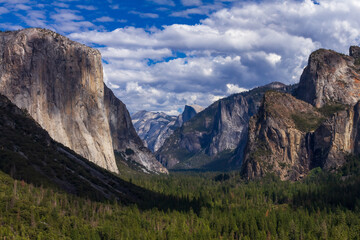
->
[[100, 47, 172, 60], [69, 0, 360, 113], [226, 84, 247, 94], [2, 0, 356, 114]]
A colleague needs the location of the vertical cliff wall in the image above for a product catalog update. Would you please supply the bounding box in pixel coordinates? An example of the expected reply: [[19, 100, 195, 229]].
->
[[295, 47, 360, 108], [156, 82, 294, 170], [242, 46, 360, 180], [104, 85, 168, 174], [0, 28, 118, 172], [132, 111, 178, 152], [0, 28, 168, 174]]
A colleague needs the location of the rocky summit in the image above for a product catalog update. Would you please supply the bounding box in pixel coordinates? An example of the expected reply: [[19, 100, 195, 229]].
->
[[105, 86, 168, 174], [295, 46, 360, 108], [132, 105, 204, 152], [156, 82, 295, 170], [242, 46, 360, 180], [0, 28, 167, 174], [132, 111, 178, 153]]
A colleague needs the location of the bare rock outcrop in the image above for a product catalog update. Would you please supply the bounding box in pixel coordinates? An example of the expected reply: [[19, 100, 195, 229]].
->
[[242, 91, 360, 180], [132, 111, 177, 152], [105, 86, 168, 174], [312, 102, 360, 170], [175, 105, 204, 127], [156, 82, 294, 170], [241, 92, 322, 180], [132, 105, 204, 153], [0, 28, 118, 172], [0, 28, 167, 174], [295, 48, 360, 108], [242, 46, 360, 180]]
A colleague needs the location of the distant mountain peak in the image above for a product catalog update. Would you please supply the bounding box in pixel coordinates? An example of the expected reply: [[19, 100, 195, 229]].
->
[[132, 105, 204, 152]]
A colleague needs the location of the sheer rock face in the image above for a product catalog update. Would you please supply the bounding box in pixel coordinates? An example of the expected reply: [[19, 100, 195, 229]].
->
[[132, 105, 203, 153], [241, 92, 321, 180], [156, 82, 294, 170], [104, 86, 168, 174], [0, 28, 118, 173], [132, 111, 177, 152], [175, 105, 204, 127], [295, 48, 360, 108], [350, 46, 360, 60], [312, 102, 360, 170], [242, 92, 360, 180], [0, 28, 167, 174]]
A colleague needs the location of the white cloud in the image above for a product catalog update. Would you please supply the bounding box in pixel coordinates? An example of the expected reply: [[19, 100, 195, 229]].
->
[[0, 23, 23, 30], [65, 0, 360, 113], [95, 16, 114, 22], [181, 0, 202, 6], [129, 11, 159, 19], [51, 10, 83, 22], [76, 5, 97, 11], [148, 0, 175, 6], [265, 53, 282, 66], [16, 10, 47, 28], [170, 5, 219, 18], [52, 2, 69, 8], [50, 9, 95, 33], [0, 0, 29, 3], [226, 84, 247, 94], [163, 109, 180, 116], [14, 4, 31, 10], [101, 47, 172, 60], [0, 7, 9, 14]]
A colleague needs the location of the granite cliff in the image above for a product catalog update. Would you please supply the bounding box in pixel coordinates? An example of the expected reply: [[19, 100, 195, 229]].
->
[[105, 86, 167, 173], [156, 82, 294, 170], [242, 46, 360, 180], [132, 105, 204, 152], [174, 105, 204, 127], [132, 111, 177, 152], [0, 28, 167, 174], [295, 47, 360, 107], [0, 93, 154, 202]]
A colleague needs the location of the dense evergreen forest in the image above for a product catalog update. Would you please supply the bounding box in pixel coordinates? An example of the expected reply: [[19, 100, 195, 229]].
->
[[1, 156, 360, 239]]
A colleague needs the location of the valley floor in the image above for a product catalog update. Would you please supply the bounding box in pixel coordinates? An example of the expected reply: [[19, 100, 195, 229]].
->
[[1, 157, 360, 239]]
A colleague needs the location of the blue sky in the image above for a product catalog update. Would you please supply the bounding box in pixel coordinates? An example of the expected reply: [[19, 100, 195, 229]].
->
[[1, 0, 360, 115]]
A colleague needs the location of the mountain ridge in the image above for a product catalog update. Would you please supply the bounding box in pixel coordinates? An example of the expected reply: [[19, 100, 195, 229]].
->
[[156, 82, 296, 170], [132, 104, 204, 152], [242, 46, 360, 180]]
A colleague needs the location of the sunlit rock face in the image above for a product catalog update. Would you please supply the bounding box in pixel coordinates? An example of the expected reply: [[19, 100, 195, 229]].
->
[[132, 105, 204, 153], [104, 86, 168, 174], [156, 82, 293, 170], [242, 46, 360, 180], [0, 28, 168, 174], [295, 47, 360, 108], [132, 111, 178, 153]]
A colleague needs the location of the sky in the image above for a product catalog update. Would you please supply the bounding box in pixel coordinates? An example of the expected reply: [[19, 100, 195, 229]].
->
[[1, 0, 360, 115]]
